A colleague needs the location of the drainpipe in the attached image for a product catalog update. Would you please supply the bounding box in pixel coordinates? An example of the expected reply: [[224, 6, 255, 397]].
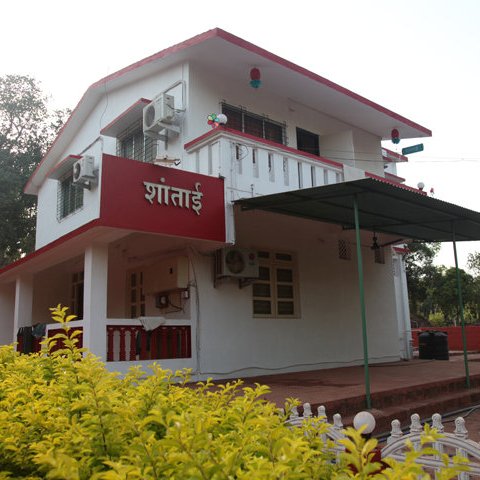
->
[[452, 224, 470, 388], [353, 194, 372, 409]]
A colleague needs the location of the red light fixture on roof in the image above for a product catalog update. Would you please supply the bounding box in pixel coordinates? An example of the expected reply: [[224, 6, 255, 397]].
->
[[250, 68, 262, 88], [391, 128, 400, 144]]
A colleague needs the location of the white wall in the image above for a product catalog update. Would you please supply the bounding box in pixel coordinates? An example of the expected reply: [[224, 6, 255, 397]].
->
[[35, 59, 389, 249], [35, 63, 189, 248], [187, 63, 384, 174], [351, 129, 384, 176], [192, 210, 400, 378]]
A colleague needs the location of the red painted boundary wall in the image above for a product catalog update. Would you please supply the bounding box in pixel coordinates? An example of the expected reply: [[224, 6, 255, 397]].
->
[[412, 327, 480, 351]]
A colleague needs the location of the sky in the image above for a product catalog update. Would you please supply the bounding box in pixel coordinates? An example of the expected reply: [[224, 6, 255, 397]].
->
[[1, 0, 479, 269]]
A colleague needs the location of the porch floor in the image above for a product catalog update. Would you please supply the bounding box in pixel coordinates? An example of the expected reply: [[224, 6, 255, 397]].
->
[[236, 354, 480, 438]]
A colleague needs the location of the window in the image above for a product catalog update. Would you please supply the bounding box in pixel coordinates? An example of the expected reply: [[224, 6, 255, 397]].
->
[[296, 127, 320, 156], [221, 103, 286, 145], [338, 240, 351, 260], [57, 174, 84, 220], [127, 270, 145, 318], [116, 119, 157, 163], [71, 271, 84, 319], [252, 251, 299, 318]]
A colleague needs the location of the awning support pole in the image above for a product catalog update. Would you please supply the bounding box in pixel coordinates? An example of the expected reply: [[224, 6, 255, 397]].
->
[[353, 194, 372, 409], [452, 225, 470, 388]]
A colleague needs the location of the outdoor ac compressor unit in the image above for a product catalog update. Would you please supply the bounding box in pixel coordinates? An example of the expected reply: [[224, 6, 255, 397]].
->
[[216, 248, 259, 278], [72, 155, 96, 185], [143, 93, 175, 136]]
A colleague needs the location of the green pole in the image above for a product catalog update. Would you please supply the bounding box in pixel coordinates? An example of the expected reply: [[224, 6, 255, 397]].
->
[[452, 226, 470, 388], [353, 195, 372, 409]]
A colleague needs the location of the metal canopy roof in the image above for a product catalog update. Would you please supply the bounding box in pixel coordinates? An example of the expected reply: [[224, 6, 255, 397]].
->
[[235, 178, 480, 243]]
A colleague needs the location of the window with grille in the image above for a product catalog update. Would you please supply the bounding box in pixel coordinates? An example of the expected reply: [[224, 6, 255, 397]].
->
[[116, 119, 157, 163], [57, 174, 84, 220], [338, 240, 352, 260], [127, 270, 145, 318], [221, 103, 286, 145], [252, 251, 299, 318], [71, 271, 84, 319]]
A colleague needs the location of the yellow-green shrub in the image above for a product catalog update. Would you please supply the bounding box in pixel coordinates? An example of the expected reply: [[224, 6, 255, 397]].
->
[[0, 306, 468, 479]]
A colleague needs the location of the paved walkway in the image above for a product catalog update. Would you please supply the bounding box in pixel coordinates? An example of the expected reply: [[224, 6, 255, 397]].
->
[[239, 354, 480, 407], [235, 354, 480, 440]]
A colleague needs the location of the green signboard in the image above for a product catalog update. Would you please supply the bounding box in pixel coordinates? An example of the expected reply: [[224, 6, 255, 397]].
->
[[402, 144, 424, 155]]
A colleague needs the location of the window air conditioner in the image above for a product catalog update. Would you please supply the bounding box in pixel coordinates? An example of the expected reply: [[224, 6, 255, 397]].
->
[[143, 94, 176, 136], [216, 248, 259, 278], [72, 156, 96, 185]]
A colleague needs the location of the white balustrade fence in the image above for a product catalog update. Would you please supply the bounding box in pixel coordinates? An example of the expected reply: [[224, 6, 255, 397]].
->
[[284, 403, 480, 479]]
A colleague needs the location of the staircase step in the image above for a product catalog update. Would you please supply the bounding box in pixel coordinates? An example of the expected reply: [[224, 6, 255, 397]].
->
[[303, 379, 480, 436]]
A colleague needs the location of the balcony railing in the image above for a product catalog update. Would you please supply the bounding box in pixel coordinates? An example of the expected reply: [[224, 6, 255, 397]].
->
[[106, 324, 191, 362], [183, 127, 345, 199], [16, 324, 84, 354]]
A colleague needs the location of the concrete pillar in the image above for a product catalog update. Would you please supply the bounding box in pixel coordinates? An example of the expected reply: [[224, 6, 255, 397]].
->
[[0, 283, 16, 345], [393, 253, 413, 360], [83, 243, 108, 361], [13, 275, 34, 341]]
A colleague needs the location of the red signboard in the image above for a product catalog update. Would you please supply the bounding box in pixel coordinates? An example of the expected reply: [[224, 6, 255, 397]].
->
[[100, 154, 225, 242]]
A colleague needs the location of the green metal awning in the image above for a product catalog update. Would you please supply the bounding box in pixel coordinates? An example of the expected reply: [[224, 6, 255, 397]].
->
[[235, 178, 480, 410], [235, 178, 480, 242]]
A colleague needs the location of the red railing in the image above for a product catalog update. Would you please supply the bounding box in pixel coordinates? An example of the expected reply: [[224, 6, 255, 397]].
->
[[47, 327, 83, 353], [106, 325, 191, 362], [16, 326, 83, 354]]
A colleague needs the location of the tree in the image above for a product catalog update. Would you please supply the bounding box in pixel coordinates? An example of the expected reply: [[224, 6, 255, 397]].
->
[[467, 251, 480, 320], [404, 242, 441, 323], [433, 267, 475, 325], [0, 75, 69, 266]]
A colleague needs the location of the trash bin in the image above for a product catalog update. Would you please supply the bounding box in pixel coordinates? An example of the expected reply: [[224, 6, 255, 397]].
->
[[432, 331, 449, 360], [418, 331, 434, 359]]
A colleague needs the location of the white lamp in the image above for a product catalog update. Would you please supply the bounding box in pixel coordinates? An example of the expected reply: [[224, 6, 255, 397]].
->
[[216, 113, 228, 125], [353, 411, 376, 435]]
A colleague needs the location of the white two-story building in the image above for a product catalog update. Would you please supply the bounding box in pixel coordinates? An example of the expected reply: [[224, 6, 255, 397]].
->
[[0, 28, 433, 378]]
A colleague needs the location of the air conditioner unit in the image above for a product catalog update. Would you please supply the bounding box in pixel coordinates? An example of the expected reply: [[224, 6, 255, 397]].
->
[[143, 94, 175, 136], [216, 248, 259, 278], [72, 156, 96, 184]]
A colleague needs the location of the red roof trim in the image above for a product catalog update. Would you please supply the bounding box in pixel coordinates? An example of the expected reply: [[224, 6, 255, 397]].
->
[[46, 154, 82, 179], [0, 219, 102, 277], [385, 172, 406, 183], [365, 172, 427, 195], [100, 98, 151, 135], [185, 126, 344, 169]]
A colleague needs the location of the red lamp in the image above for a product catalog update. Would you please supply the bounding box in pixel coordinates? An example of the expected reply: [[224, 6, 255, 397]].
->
[[250, 68, 262, 88]]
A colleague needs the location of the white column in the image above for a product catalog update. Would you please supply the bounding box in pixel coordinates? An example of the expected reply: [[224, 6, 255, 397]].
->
[[399, 256, 413, 359], [0, 283, 16, 345], [83, 243, 108, 361], [13, 275, 34, 341], [393, 253, 413, 360]]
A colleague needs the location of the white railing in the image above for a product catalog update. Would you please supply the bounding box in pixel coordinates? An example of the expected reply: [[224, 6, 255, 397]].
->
[[286, 404, 480, 478], [183, 130, 345, 201]]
